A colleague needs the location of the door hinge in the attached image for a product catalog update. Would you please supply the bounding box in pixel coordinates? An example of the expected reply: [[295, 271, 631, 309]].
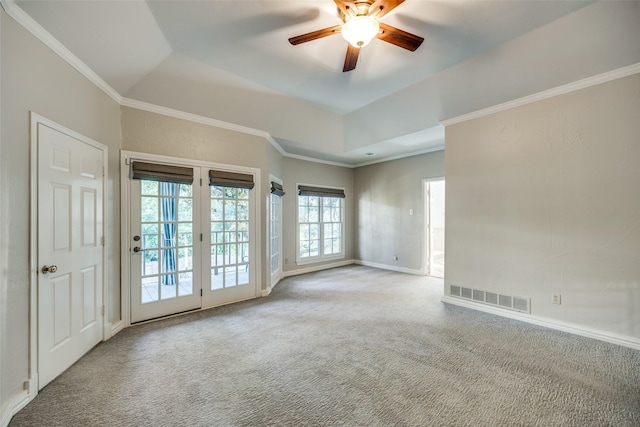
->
[[102, 166, 105, 177], [101, 306, 105, 316], [200, 178, 202, 186], [200, 233, 203, 242], [101, 236, 105, 246], [200, 289, 203, 297]]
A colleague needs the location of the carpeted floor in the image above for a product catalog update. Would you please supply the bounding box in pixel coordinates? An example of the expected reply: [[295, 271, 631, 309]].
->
[[10, 265, 640, 426]]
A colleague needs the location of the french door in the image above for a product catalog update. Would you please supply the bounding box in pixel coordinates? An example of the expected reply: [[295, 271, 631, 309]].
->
[[130, 175, 202, 323], [127, 157, 259, 323]]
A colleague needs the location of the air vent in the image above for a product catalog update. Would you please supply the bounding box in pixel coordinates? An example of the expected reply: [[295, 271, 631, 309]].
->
[[472, 289, 485, 302], [513, 297, 529, 312], [499, 295, 513, 308], [449, 284, 530, 313], [486, 292, 498, 305]]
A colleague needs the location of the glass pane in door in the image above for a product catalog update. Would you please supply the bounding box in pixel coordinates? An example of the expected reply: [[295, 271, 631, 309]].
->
[[210, 186, 250, 290], [140, 180, 194, 303]]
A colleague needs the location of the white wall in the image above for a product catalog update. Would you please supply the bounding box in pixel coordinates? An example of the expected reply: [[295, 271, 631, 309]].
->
[[353, 151, 445, 273], [445, 73, 640, 342], [0, 8, 121, 419]]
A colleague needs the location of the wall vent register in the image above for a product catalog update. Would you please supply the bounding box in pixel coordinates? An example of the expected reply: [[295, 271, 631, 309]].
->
[[450, 285, 530, 314]]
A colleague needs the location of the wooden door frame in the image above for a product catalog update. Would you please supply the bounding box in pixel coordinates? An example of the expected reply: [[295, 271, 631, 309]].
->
[[120, 150, 262, 326], [29, 113, 109, 396]]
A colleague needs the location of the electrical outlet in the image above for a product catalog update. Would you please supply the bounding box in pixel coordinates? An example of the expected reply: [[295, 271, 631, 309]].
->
[[409, 209, 414, 215], [552, 293, 562, 305], [284, 258, 289, 264], [393, 255, 398, 261]]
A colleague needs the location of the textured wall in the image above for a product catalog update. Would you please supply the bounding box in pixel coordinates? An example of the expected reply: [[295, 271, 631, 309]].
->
[[353, 152, 445, 272], [0, 10, 122, 414], [445, 73, 640, 340], [120, 106, 271, 289]]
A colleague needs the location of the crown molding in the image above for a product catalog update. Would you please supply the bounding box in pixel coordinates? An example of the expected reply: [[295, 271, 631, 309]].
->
[[353, 146, 444, 168], [121, 97, 272, 140], [441, 62, 640, 127], [1, 0, 122, 103]]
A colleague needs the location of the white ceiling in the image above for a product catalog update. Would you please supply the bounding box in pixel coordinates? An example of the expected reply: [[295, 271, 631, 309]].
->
[[9, 0, 640, 166]]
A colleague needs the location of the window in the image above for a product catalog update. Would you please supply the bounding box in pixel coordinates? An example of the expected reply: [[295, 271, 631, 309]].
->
[[297, 185, 344, 263]]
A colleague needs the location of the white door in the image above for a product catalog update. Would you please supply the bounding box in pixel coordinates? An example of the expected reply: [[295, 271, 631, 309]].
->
[[202, 184, 257, 307], [270, 192, 283, 286], [38, 123, 104, 389], [130, 175, 202, 323]]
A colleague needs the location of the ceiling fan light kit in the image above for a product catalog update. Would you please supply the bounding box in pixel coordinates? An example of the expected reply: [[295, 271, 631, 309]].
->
[[288, 0, 424, 72], [341, 15, 380, 48]]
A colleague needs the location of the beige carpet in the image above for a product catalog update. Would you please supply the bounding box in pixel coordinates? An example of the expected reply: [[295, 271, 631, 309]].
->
[[10, 266, 640, 426]]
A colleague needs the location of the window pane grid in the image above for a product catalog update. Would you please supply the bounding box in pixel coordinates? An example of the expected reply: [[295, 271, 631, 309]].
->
[[211, 185, 250, 290], [140, 181, 194, 304], [298, 194, 342, 260]]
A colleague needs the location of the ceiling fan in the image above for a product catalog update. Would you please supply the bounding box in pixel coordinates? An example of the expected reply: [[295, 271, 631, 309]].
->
[[288, 0, 424, 72]]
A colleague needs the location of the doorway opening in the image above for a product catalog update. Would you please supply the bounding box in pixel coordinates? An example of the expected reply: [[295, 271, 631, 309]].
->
[[425, 179, 445, 278]]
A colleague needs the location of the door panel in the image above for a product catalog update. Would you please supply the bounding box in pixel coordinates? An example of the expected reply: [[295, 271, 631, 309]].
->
[[202, 185, 256, 308], [38, 123, 104, 389], [130, 177, 202, 323]]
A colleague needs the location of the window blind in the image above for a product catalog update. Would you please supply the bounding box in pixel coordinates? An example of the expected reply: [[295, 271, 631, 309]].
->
[[209, 170, 255, 189], [298, 185, 345, 198], [131, 161, 193, 184], [270, 181, 285, 197]]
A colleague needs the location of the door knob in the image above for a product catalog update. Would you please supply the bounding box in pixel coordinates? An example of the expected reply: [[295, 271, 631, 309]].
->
[[133, 247, 145, 253], [41, 265, 58, 274]]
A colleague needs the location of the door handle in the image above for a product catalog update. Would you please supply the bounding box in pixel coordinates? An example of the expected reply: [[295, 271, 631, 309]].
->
[[133, 247, 145, 253], [41, 265, 58, 274]]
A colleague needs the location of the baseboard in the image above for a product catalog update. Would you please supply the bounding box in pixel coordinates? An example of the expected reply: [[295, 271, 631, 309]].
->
[[1, 389, 31, 427], [110, 320, 125, 337], [261, 276, 284, 297], [354, 260, 423, 276], [441, 296, 640, 351], [282, 259, 356, 278]]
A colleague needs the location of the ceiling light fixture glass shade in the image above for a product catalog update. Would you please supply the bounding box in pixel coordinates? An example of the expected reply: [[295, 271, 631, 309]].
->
[[341, 16, 380, 48]]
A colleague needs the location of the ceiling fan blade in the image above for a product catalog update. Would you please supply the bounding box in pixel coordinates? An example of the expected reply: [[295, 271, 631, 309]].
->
[[343, 44, 360, 72], [376, 23, 424, 51], [289, 25, 342, 45], [368, 0, 405, 19]]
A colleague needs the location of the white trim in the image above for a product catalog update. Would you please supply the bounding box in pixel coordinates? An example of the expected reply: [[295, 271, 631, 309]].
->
[[295, 183, 347, 265], [111, 320, 125, 337], [28, 113, 108, 404], [441, 296, 640, 351], [441, 63, 640, 126], [354, 260, 423, 276], [282, 152, 354, 168], [354, 146, 445, 168], [268, 174, 284, 290], [283, 259, 356, 278], [119, 151, 132, 327], [1, 0, 122, 104], [0, 390, 30, 427], [121, 98, 270, 141]]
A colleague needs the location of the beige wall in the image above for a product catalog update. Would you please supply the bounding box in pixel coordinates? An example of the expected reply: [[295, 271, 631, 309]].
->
[[0, 10, 122, 413], [445, 73, 640, 340], [121, 107, 272, 289], [121, 107, 356, 281], [353, 151, 445, 272], [281, 157, 355, 274]]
